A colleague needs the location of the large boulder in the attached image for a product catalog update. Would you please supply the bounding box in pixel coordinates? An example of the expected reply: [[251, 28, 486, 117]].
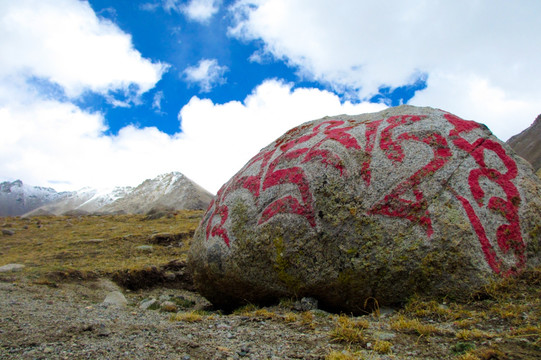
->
[[188, 105, 541, 313]]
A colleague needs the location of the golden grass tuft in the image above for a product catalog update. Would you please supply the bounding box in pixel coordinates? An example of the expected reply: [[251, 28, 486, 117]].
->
[[373, 339, 392, 354], [170, 310, 204, 322], [325, 350, 364, 360], [455, 329, 494, 341], [389, 315, 441, 336], [329, 315, 368, 344]]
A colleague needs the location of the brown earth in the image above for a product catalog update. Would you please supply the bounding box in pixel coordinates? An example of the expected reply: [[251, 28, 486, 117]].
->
[[0, 214, 540, 359]]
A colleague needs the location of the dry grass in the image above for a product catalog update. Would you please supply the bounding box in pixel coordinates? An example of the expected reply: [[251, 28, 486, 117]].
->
[[1, 213, 541, 359], [389, 315, 442, 336], [373, 339, 392, 354], [329, 314, 368, 344], [170, 310, 204, 322], [325, 350, 364, 360], [0, 212, 202, 280]]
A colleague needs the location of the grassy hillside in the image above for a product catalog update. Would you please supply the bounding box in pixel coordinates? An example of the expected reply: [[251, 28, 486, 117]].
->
[[0, 211, 202, 282], [1, 213, 540, 359]]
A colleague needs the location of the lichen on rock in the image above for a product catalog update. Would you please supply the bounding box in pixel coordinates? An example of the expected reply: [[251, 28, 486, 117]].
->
[[188, 105, 541, 314]]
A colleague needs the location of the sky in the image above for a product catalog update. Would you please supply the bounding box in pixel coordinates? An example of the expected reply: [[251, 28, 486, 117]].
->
[[1, 0, 540, 194]]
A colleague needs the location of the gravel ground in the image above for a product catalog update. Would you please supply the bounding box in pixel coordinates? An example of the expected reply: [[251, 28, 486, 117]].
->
[[0, 277, 344, 360], [2, 275, 539, 360]]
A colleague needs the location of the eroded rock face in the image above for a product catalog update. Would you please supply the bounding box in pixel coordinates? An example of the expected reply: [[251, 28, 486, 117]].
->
[[188, 105, 541, 313]]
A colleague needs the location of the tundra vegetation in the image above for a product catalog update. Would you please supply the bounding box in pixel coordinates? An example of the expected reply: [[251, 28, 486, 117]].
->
[[1, 213, 540, 359]]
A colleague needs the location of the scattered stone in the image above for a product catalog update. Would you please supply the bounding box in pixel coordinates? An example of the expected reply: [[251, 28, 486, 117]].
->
[[0, 264, 25, 272], [102, 291, 128, 307], [164, 271, 176, 281], [136, 245, 153, 252], [160, 301, 178, 312], [294, 297, 318, 311], [2, 229, 14, 236], [148, 231, 194, 246], [140, 298, 159, 310], [188, 105, 541, 314]]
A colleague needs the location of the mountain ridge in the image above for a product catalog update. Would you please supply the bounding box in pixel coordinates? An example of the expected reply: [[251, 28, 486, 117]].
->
[[506, 113, 541, 172], [0, 172, 213, 217]]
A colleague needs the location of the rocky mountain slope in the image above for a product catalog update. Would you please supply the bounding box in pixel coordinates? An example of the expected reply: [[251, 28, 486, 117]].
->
[[23, 186, 133, 216], [507, 113, 541, 172], [0, 180, 72, 216], [100, 172, 213, 214], [1, 172, 213, 217]]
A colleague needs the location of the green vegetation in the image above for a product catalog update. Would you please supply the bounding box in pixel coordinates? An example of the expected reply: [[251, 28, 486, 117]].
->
[[1, 213, 540, 359], [0, 211, 202, 282]]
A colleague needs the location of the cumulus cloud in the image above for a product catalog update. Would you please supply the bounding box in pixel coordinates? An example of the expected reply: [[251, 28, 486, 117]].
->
[[1, 79, 385, 193], [152, 0, 220, 22], [228, 0, 541, 139], [152, 91, 165, 112], [184, 59, 228, 92], [0, 0, 171, 190], [0, 0, 168, 102], [178, 79, 386, 192], [182, 0, 221, 22]]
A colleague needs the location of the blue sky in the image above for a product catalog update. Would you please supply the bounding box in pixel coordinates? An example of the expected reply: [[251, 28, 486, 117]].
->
[[1, 0, 540, 193]]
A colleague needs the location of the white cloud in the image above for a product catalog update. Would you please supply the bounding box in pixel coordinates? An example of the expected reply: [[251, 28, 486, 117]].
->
[[0, 80, 385, 193], [229, 0, 541, 139], [0, 0, 168, 102], [181, 0, 221, 23], [184, 59, 228, 92], [152, 91, 165, 112], [177, 79, 386, 192], [155, 0, 220, 23]]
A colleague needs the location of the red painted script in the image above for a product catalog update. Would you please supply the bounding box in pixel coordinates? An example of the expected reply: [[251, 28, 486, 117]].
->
[[203, 114, 526, 275], [445, 113, 525, 275]]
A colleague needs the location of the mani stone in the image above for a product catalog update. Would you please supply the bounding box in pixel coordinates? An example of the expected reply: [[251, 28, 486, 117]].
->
[[188, 105, 541, 314]]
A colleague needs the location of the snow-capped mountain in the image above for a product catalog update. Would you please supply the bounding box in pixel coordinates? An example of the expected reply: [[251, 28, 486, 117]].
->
[[1, 172, 213, 217], [100, 172, 213, 214], [23, 186, 133, 216], [0, 180, 73, 216]]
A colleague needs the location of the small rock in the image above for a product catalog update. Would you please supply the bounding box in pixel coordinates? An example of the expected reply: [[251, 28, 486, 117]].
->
[[102, 291, 128, 307], [140, 298, 158, 310], [164, 271, 176, 281], [378, 307, 396, 317], [0, 263, 25, 272], [294, 297, 318, 311], [159, 294, 171, 302], [136, 245, 153, 252], [96, 324, 111, 337], [43, 347, 54, 353], [160, 301, 178, 312], [1, 229, 14, 236]]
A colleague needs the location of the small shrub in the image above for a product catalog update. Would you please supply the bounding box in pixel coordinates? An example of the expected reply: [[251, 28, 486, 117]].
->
[[232, 303, 259, 315], [325, 350, 363, 360], [390, 316, 440, 336], [373, 340, 392, 354], [455, 329, 493, 341], [450, 342, 475, 355], [329, 315, 367, 344], [283, 312, 298, 322], [456, 353, 481, 360], [170, 311, 203, 322]]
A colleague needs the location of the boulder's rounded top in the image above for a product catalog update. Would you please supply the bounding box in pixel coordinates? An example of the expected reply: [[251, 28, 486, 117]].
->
[[189, 106, 541, 313]]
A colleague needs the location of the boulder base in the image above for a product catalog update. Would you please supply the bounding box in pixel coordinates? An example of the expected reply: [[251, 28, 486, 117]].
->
[[188, 105, 541, 313]]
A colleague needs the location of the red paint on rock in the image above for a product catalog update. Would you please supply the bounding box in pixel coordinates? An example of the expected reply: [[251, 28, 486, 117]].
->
[[202, 112, 527, 275], [445, 113, 525, 275]]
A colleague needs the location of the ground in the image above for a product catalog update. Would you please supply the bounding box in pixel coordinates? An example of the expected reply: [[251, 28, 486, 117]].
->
[[0, 214, 540, 359]]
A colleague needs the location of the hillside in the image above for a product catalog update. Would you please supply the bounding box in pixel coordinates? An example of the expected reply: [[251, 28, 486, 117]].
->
[[507, 114, 541, 172], [13, 171, 213, 217], [0, 180, 72, 216], [100, 172, 213, 214], [1, 214, 539, 359]]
